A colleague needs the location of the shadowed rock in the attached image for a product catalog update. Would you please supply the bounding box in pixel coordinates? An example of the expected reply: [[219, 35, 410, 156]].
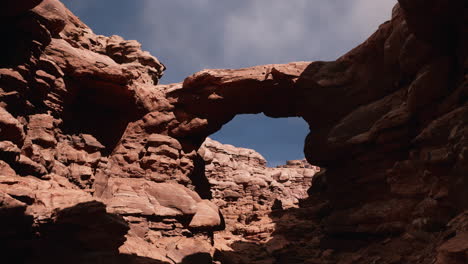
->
[[0, 0, 467, 263]]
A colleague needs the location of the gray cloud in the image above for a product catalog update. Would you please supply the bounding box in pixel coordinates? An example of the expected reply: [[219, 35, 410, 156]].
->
[[62, 0, 397, 83], [223, 0, 397, 65], [139, 0, 396, 83]]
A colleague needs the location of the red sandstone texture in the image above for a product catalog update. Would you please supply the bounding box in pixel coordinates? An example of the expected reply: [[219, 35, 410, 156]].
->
[[0, 0, 467, 263], [201, 138, 318, 241]]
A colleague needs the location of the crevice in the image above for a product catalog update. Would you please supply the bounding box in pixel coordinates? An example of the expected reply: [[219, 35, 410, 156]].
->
[[188, 153, 212, 199]]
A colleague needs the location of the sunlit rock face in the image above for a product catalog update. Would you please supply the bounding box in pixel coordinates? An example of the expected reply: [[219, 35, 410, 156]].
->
[[1, 0, 467, 263], [0, 1, 216, 263], [200, 138, 318, 241]]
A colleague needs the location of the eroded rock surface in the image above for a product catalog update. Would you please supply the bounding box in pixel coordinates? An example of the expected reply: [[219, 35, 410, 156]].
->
[[1, 0, 467, 263], [200, 138, 318, 242], [0, 1, 217, 263]]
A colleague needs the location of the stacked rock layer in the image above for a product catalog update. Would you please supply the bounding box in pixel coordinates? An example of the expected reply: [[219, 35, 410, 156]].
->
[[200, 138, 318, 242], [0, 0, 467, 264]]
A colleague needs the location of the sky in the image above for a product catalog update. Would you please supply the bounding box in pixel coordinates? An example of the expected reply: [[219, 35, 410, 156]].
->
[[61, 0, 397, 166]]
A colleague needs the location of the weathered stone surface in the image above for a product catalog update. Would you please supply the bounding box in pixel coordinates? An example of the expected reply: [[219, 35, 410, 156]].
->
[[1, 0, 467, 263], [166, 237, 212, 264], [100, 178, 203, 217], [27, 114, 57, 147], [436, 232, 468, 264], [189, 200, 222, 229], [0, 107, 25, 146], [199, 138, 318, 246], [0, 0, 43, 17], [0, 141, 20, 163], [434, 211, 468, 264]]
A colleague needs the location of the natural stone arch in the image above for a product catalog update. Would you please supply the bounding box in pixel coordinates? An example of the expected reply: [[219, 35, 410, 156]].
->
[[94, 17, 406, 242], [162, 34, 397, 169], [163, 62, 323, 167], [3, 1, 468, 263]]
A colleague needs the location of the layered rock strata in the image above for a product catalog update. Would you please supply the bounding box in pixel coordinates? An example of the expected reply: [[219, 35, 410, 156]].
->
[[0, 0, 467, 263], [0, 1, 218, 263], [200, 138, 318, 243]]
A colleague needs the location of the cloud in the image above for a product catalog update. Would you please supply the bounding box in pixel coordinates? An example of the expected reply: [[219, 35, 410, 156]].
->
[[343, 0, 398, 40], [139, 0, 397, 83], [223, 0, 397, 66], [139, 1, 233, 82], [223, 1, 310, 66]]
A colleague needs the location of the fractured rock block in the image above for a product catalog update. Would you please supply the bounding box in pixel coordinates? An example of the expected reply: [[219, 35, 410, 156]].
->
[[0, 107, 25, 146], [27, 114, 57, 148], [69, 163, 94, 186], [16, 154, 47, 177], [189, 200, 221, 229], [0, 141, 20, 163]]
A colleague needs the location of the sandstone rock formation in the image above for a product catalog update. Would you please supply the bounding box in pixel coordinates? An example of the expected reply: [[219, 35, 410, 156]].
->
[[0, 0, 467, 263], [0, 1, 217, 263], [200, 138, 318, 242]]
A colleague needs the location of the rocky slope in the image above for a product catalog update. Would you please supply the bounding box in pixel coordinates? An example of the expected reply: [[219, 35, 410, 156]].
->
[[1, 0, 467, 263]]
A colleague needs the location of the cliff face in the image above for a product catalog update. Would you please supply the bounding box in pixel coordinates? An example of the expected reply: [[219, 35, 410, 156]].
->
[[0, 0, 467, 264], [0, 1, 218, 263]]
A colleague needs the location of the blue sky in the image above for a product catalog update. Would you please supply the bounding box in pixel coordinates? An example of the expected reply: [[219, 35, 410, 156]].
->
[[61, 0, 396, 166]]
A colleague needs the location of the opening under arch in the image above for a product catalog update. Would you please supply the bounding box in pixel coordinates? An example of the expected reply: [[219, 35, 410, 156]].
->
[[210, 114, 309, 167]]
